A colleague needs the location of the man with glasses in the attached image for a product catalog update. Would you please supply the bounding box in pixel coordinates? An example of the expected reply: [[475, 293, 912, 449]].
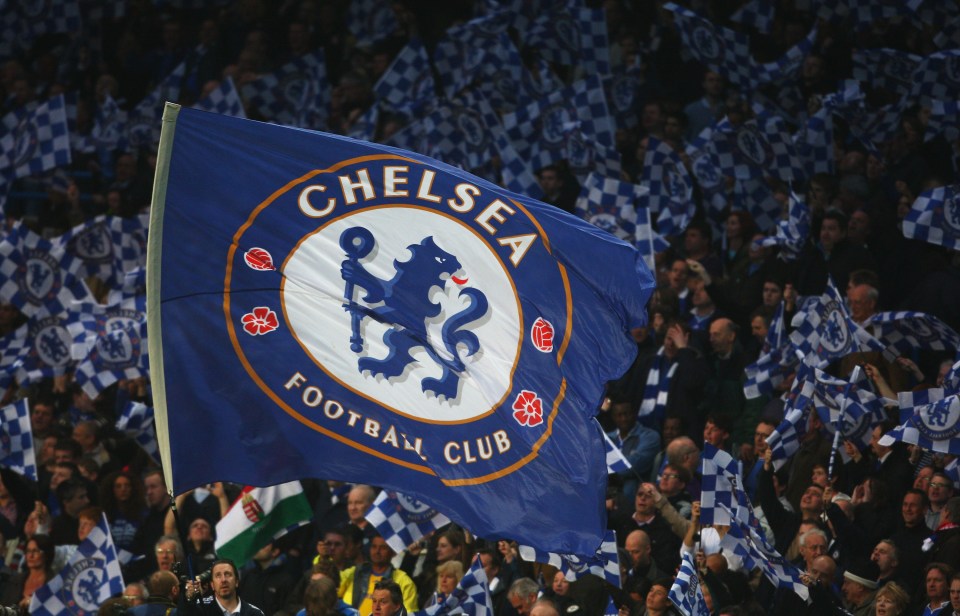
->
[[927, 472, 956, 530], [657, 464, 692, 519]]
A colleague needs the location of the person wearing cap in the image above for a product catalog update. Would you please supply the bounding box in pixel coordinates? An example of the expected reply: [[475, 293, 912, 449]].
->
[[841, 558, 879, 616]]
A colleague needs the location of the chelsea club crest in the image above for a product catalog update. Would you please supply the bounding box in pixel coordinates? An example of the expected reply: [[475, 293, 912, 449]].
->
[[225, 155, 574, 484]]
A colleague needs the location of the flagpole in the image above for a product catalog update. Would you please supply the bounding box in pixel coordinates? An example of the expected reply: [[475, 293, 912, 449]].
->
[[828, 365, 862, 482]]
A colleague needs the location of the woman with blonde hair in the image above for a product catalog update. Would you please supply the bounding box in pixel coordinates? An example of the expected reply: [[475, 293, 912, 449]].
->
[[874, 581, 909, 616], [426, 561, 464, 609]]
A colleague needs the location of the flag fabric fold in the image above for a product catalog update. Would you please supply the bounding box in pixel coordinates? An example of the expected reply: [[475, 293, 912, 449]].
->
[[365, 490, 452, 554], [214, 481, 313, 565]]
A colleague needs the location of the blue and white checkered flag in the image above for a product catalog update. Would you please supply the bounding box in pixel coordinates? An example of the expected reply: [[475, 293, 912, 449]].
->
[[766, 406, 808, 471], [70, 298, 148, 400], [242, 50, 328, 126], [16, 306, 84, 385], [838, 97, 907, 158], [418, 556, 493, 616], [700, 442, 760, 527], [867, 311, 960, 361], [116, 400, 160, 464], [815, 0, 908, 31], [472, 31, 541, 114], [194, 76, 246, 118], [946, 457, 960, 489], [524, 6, 610, 76], [934, 14, 960, 49], [55, 215, 148, 290], [712, 114, 805, 183], [903, 184, 960, 251], [793, 105, 834, 178], [574, 172, 640, 244], [669, 550, 710, 616], [640, 137, 693, 236], [0, 399, 37, 482], [2, 0, 81, 51], [879, 388, 960, 455], [0, 324, 26, 390], [562, 121, 623, 185], [364, 489, 452, 554], [664, 3, 757, 91], [31, 513, 125, 615], [423, 89, 501, 172], [910, 49, 960, 104], [753, 191, 810, 260], [685, 126, 728, 218], [734, 177, 781, 234], [0, 221, 91, 319], [810, 366, 886, 456], [0, 94, 70, 179], [519, 530, 621, 588], [744, 301, 798, 399], [925, 100, 960, 143], [433, 11, 513, 99], [348, 0, 398, 48], [789, 277, 886, 368], [601, 425, 632, 474], [730, 0, 775, 33], [502, 75, 614, 173], [852, 48, 921, 97], [945, 358, 960, 395], [90, 93, 127, 155], [127, 62, 185, 151], [719, 503, 809, 603], [375, 39, 436, 117]]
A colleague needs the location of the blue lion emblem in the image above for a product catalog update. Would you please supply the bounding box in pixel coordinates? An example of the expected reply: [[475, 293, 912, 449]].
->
[[339, 227, 488, 399]]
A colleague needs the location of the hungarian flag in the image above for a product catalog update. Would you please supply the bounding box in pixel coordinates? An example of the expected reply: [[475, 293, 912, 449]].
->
[[214, 481, 312, 564]]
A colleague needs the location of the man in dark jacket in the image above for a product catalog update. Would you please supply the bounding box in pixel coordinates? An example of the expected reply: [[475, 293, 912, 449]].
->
[[182, 559, 265, 616], [238, 541, 297, 616]]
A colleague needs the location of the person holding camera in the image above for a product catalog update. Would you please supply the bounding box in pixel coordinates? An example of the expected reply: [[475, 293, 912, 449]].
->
[[181, 559, 265, 616]]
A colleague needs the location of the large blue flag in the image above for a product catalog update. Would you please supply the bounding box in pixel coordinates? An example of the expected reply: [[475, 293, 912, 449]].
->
[[148, 105, 656, 556]]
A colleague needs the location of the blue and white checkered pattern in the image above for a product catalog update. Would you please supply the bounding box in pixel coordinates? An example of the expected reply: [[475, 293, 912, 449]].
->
[[0, 324, 28, 390], [925, 100, 960, 143], [493, 131, 543, 200], [432, 34, 485, 100], [793, 106, 834, 179], [364, 489, 452, 554], [640, 137, 693, 236], [945, 358, 960, 395], [423, 90, 501, 172], [852, 48, 921, 96], [70, 299, 148, 400], [669, 551, 711, 616], [17, 307, 84, 384], [563, 121, 623, 185], [700, 442, 757, 527], [878, 388, 960, 455], [903, 184, 960, 250], [0, 94, 71, 179], [754, 23, 819, 84], [574, 173, 640, 243], [766, 406, 808, 471], [242, 50, 328, 126], [789, 278, 886, 367], [90, 94, 127, 154], [421, 557, 494, 616], [116, 401, 161, 464], [946, 457, 960, 489], [754, 191, 810, 260], [733, 178, 781, 234], [816, 0, 908, 31], [519, 530, 621, 588], [867, 311, 960, 361], [810, 366, 886, 459], [719, 503, 809, 603], [194, 76, 246, 119], [934, 14, 960, 49], [0, 221, 91, 319], [524, 7, 608, 75], [744, 301, 798, 399], [576, 7, 612, 76], [56, 214, 147, 290], [639, 347, 678, 423], [106, 267, 146, 306], [473, 32, 540, 114], [348, 0, 399, 48], [31, 513, 124, 616], [374, 39, 435, 117], [602, 426, 632, 474], [730, 0, 774, 33], [664, 3, 757, 91], [8, 0, 81, 47], [635, 197, 671, 273], [713, 114, 805, 183], [347, 103, 379, 142], [0, 399, 37, 482], [502, 75, 614, 173], [127, 62, 185, 151], [910, 49, 960, 103]]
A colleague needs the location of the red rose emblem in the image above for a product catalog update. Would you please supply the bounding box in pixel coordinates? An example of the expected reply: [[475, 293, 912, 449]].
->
[[244, 247, 275, 271], [241, 307, 279, 335], [512, 390, 544, 427]]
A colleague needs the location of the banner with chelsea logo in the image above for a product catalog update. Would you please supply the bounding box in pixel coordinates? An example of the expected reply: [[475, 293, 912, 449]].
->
[[147, 104, 654, 556]]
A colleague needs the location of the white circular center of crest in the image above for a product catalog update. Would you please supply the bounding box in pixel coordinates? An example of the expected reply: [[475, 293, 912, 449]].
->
[[282, 207, 522, 422]]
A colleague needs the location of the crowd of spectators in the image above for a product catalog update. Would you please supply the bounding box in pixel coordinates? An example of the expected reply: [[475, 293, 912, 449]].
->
[[2, 1, 960, 616]]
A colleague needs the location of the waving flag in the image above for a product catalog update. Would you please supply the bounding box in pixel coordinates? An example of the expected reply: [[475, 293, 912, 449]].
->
[[712, 114, 805, 183], [0, 222, 90, 318], [70, 298, 149, 400], [699, 442, 760, 527], [31, 513, 124, 615], [194, 76, 246, 118], [215, 481, 313, 565], [852, 49, 921, 96], [744, 301, 797, 399], [601, 426, 632, 474], [127, 63, 185, 152], [374, 39, 435, 117], [523, 6, 610, 76], [422, 90, 502, 172], [116, 401, 161, 464], [910, 49, 960, 103], [766, 406, 808, 470], [753, 191, 810, 260], [730, 0, 775, 33], [562, 122, 622, 185], [669, 550, 710, 616], [148, 104, 655, 556], [0, 94, 70, 179], [420, 557, 494, 616], [903, 184, 960, 250], [348, 0, 398, 48], [56, 215, 148, 289], [16, 309, 82, 384], [640, 137, 693, 236], [879, 388, 960, 455], [365, 490, 452, 554], [867, 311, 960, 361], [90, 93, 128, 156], [0, 324, 28, 390], [0, 399, 37, 482], [793, 104, 834, 178], [502, 76, 614, 173], [519, 530, 621, 587], [789, 278, 886, 367], [809, 366, 886, 458], [241, 50, 327, 126]]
